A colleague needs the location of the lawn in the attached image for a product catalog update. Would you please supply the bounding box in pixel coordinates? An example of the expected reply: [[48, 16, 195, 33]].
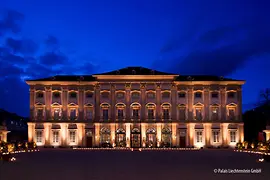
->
[[0, 149, 269, 180]]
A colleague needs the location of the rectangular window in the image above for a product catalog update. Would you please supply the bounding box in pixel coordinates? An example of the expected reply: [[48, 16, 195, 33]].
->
[[101, 92, 109, 98], [195, 108, 202, 120], [69, 92, 77, 98], [147, 93, 155, 99], [196, 131, 203, 143], [132, 92, 140, 99], [230, 131, 236, 143], [179, 108, 186, 120], [178, 92, 186, 98], [213, 131, 219, 143], [36, 131, 42, 143], [70, 109, 76, 120], [54, 109, 60, 120], [117, 109, 124, 119], [163, 109, 170, 119], [86, 109, 92, 120], [229, 109, 235, 120], [211, 108, 218, 121], [133, 109, 139, 119], [36, 92, 44, 98], [162, 92, 170, 98], [211, 92, 219, 98], [86, 92, 93, 98], [103, 109, 109, 120], [195, 92, 202, 98], [69, 131, 76, 143], [227, 92, 235, 98], [53, 92, 60, 98], [53, 131, 59, 143], [37, 109, 43, 119], [148, 109, 154, 119], [117, 92, 124, 99]]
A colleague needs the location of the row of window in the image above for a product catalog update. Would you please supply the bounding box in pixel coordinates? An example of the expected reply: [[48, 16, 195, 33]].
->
[[36, 91, 237, 99], [196, 131, 236, 143], [35, 106, 236, 121]]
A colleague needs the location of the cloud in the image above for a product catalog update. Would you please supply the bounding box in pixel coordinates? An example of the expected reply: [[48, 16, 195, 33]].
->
[[0, 9, 24, 36], [39, 52, 68, 66], [45, 35, 58, 46], [5, 37, 38, 55]]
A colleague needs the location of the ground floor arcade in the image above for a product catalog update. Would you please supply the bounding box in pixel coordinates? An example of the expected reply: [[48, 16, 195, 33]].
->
[[28, 122, 244, 148]]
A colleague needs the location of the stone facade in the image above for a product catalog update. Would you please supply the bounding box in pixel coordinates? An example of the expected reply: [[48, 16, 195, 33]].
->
[[26, 67, 245, 148]]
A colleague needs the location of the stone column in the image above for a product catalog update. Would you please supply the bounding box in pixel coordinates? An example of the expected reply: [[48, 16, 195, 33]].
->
[[30, 86, 35, 121], [110, 84, 116, 121], [156, 123, 161, 147], [62, 87, 68, 120], [221, 123, 229, 146], [94, 123, 100, 146], [27, 122, 35, 142], [171, 83, 177, 121], [204, 123, 211, 147], [187, 87, 193, 121], [237, 87, 243, 121], [141, 123, 146, 147], [60, 123, 68, 146], [188, 123, 194, 146], [125, 83, 131, 121], [140, 83, 146, 121], [204, 87, 210, 121], [126, 123, 131, 147], [172, 123, 177, 146], [45, 87, 52, 120], [156, 83, 161, 120], [220, 87, 226, 121], [78, 88, 84, 121], [238, 123, 244, 143], [95, 84, 100, 121], [110, 123, 116, 147], [44, 123, 51, 146]]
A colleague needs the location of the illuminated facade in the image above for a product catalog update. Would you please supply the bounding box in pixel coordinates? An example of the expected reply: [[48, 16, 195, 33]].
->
[[0, 126, 8, 142], [26, 67, 245, 148]]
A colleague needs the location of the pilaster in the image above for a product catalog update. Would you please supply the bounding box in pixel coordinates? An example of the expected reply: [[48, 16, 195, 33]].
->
[[126, 123, 131, 147], [156, 83, 161, 120], [125, 83, 131, 121], [237, 87, 243, 121], [78, 88, 84, 120], [95, 84, 100, 121], [45, 87, 52, 120], [62, 87, 68, 120], [220, 87, 226, 121], [204, 87, 210, 120], [110, 84, 116, 121], [140, 83, 146, 121], [30, 86, 35, 121], [171, 83, 177, 120], [187, 87, 193, 121]]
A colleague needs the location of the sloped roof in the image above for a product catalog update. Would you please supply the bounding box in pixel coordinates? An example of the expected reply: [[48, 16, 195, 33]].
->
[[26, 75, 96, 82], [174, 75, 243, 81], [93, 66, 177, 76]]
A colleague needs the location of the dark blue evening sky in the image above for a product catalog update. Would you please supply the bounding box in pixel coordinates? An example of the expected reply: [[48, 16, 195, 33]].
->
[[0, 0, 270, 117]]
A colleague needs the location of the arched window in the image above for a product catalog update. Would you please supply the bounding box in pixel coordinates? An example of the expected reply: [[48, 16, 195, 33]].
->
[[178, 104, 186, 121], [162, 103, 171, 119], [146, 103, 156, 119], [194, 103, 203, 121]]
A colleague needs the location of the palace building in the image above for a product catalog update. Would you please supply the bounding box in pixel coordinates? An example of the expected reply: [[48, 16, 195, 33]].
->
[[26, 67, 245, 148]]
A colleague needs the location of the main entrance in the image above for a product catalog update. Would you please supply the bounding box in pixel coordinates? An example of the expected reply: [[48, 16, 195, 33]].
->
[[131, 128, 141, 148], [86, 131, 93, 148], [179, 131, 186, 148]]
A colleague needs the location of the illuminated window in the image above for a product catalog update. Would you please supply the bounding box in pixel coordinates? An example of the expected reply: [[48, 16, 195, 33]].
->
[[54, 108, 61, 120], [148, 109, 154, 119], [195, 92, 202, 98], [69, 131, 76, 143], [211, 92, 219, 98], [69, 92, 77, 98], [230, 131, 236, 142], [52, 131, 59, 143], [53, 92, 60, 98], [36, 131, 42, 143], [196, 131, 203, 143], [227, 92, 235, 98], [178, 92, 186, 98], [213, 131, 219, 143], [103, 109, 109, 120], [211, 107, 219, 121]]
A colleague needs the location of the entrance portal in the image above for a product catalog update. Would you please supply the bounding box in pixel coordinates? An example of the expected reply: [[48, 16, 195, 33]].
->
[[131, 128, 141, 148], [179, 131, 186, 148]]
